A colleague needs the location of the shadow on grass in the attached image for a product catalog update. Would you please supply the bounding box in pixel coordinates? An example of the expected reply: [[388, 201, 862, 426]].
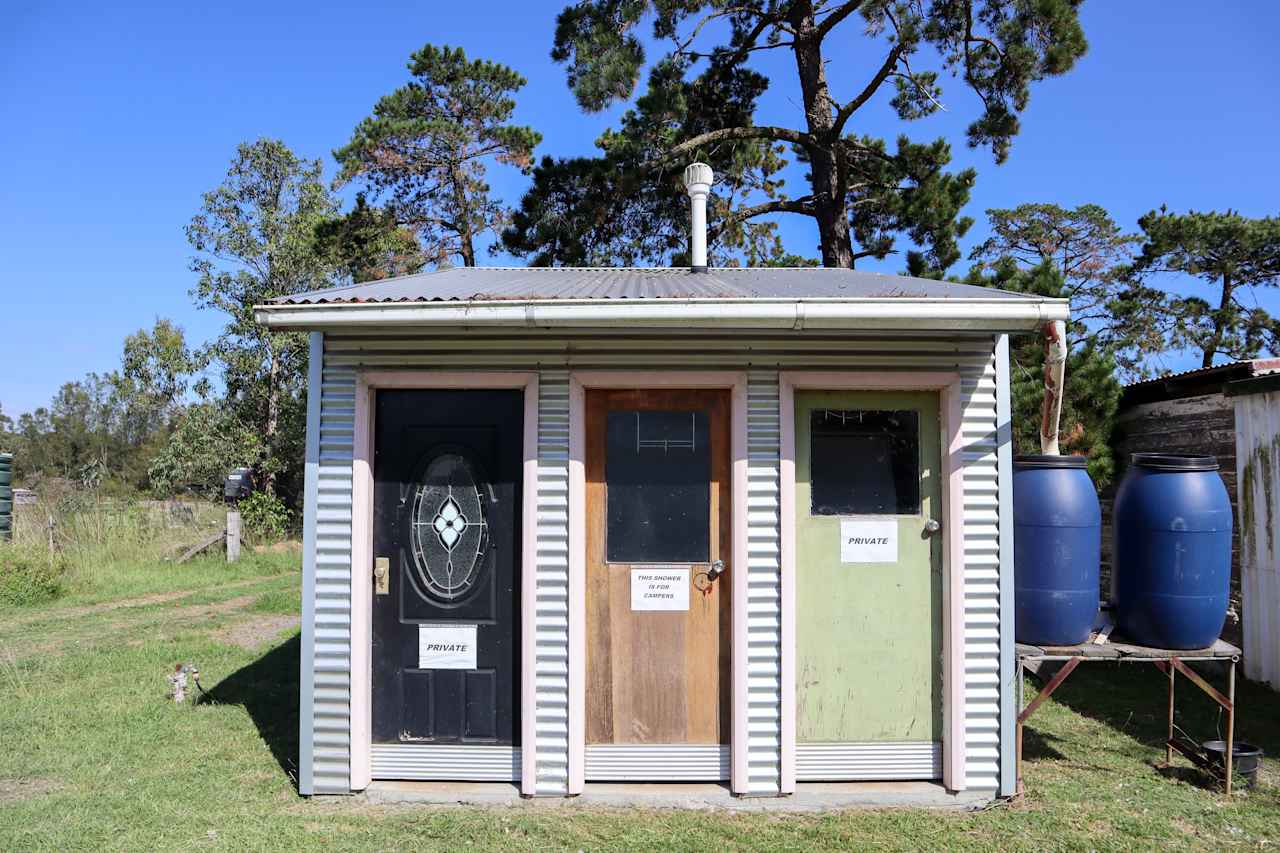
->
[[199, 634, 301, 792], [1028, 660, 1280, 791]]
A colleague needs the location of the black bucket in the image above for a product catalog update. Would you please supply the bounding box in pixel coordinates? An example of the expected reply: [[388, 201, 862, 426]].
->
[[1202, 740, 1265, 788]]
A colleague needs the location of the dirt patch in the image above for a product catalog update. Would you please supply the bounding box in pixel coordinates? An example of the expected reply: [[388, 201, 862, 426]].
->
[[3, 575, 286, 628], [0, 777, 62, 803], [211, 613, 300, 649]]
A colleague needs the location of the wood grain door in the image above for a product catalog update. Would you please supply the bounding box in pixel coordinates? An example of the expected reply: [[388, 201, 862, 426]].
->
[[585, 389, 732, 746]]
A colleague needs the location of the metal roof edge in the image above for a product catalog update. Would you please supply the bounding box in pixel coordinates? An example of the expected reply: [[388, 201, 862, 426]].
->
[[254, 296, 1066, 332]]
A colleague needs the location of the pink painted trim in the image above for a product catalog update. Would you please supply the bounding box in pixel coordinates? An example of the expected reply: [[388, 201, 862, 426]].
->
[[942, 381, 968, 791], [778, 378, 797, 794], [519, 375, 540, 796], [350, 376, 374, 791], [566, 370, 749, 795], [730, 378, 750, 794], [777, 371, 966, 794], [349, 370, 539, 795], [567, 375, 586, 794]]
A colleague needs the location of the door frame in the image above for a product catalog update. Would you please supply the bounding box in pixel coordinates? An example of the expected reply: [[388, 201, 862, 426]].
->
[[779, 371, 966, 793], [352, 371, 539, 793], [568, 371, 749, 793]]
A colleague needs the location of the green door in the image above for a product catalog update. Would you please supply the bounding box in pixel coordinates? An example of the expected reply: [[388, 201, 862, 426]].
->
[[794, 390, 943, 744]]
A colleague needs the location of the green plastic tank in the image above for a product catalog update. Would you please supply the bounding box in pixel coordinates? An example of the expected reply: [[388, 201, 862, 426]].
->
[[0, 452, 11, 541]]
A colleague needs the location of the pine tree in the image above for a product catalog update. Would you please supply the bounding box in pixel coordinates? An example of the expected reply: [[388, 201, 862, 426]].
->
[[335, 45, 541, 267], [532, 0, 1087, 269], [1133, 208, 1280, 368]]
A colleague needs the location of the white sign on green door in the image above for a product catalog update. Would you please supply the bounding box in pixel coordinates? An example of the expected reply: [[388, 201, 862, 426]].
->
[[840, 518, 898, 563]]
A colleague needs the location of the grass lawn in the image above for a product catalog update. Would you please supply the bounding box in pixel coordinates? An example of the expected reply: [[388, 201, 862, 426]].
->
[[1, 549, 1278, 851]]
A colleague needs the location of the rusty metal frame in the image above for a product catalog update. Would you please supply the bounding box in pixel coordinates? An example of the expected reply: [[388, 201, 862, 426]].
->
[[1015, 654, 1238, 798]]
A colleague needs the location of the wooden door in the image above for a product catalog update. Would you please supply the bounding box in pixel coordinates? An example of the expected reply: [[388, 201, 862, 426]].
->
[[371, 389, 522, 746], [794, 390, 944, 747], [585, 389, 732, 746]]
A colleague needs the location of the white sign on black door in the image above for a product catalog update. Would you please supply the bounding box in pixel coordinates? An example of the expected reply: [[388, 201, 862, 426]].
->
[[418, 623, 478, 669]]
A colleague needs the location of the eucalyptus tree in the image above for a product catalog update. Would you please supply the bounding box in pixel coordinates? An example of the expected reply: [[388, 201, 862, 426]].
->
[[336, 45, 541, 267], [187, 138, 338, 498], [543, 0, 1088, 270]]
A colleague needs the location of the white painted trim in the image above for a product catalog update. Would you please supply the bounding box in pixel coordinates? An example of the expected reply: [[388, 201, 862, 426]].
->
[[370, 744, 520, 781], [567, 370, 749, 793], [351, 370, 539, 794], [795, 742, 941, 781], [994, 334, 1017, 797], [584, 744, 731, 781], [258, 297, 1068, 331], [778, 371, 966, 793]]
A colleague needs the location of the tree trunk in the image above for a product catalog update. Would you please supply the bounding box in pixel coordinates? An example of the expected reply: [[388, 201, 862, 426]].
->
[[450, 165, 477, 267], [1203, 272, 1233, 368], [790, 3, 854, 268]]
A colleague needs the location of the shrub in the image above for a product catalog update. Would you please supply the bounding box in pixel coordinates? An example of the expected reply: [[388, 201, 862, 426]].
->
[[0, 546, 66, 606], [238, 492, 292, 542]]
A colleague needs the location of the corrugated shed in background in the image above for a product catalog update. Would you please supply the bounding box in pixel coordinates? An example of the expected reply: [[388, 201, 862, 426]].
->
[[1234, 386, 1280, 690]]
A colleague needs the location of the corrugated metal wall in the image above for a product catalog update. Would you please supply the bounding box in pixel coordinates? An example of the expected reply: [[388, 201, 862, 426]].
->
[[300, 329, 1005, 796], [1235, 389, 1280, 690]]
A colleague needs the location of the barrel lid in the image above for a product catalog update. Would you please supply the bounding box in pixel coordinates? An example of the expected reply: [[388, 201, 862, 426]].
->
[[1014, 454, 1089, 469], [1130, 452, 1219, 472]]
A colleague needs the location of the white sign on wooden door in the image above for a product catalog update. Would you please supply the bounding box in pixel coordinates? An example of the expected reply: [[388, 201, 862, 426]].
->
[[631, 568, 690, 611]]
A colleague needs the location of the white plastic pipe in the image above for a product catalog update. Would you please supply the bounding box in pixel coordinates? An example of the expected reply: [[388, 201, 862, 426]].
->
[[683, 162, 714, 272], [1039, 319, 1067, 455]]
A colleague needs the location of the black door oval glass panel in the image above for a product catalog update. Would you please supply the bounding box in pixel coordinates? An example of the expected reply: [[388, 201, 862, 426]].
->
[[410, 451, 489, 601], [606, 410, 710, 563], [810, 409, 921, 515]]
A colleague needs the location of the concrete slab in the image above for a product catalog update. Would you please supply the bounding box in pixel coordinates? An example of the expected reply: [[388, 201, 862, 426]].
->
[[361, 780, 993, 812]]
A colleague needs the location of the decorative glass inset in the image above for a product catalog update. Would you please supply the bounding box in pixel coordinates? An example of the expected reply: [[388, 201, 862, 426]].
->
[[410, 451, 489, 602]]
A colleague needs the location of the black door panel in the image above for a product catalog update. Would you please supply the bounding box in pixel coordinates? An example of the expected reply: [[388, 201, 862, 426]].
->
[[371, 390, 522, 745]]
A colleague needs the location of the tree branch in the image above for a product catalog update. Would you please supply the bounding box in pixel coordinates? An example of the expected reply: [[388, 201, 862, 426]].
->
[[815, 0, 866, 40], [832, 40, 905, 136], [709, 197, 816, 239], [651, 125, 815, 169]]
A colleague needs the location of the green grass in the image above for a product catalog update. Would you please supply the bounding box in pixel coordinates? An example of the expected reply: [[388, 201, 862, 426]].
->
[[1, 551, 1278, 850]]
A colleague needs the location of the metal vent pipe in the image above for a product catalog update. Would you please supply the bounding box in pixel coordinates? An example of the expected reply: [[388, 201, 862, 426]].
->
[[683, 162, 714, 273]]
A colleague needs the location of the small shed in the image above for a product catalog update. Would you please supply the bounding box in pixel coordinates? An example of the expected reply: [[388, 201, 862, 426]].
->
[[255, 174, 1067, 803], [1113, 359, 1280, 689]]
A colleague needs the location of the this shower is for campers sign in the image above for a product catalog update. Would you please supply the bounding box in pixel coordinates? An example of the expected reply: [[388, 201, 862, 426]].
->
[[840, 519, 898, 563]]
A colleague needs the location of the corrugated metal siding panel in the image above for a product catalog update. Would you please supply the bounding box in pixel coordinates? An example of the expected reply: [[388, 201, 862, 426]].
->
[[310, 357, 356, 794], [1236, 390, 1280, 690], [534, 370, 572, 794], [796, 743, 941, 781], [960, 356, 1002, 791], [745, 371, 782, 794], [585, 745, 730, 780], [306, 331, 1005, 796], [371, 745, 520, 780]]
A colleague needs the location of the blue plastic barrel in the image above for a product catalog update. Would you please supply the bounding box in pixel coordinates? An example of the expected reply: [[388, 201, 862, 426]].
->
[[1113, 453, 1232, 649], [1013, 455, 1101, 645]]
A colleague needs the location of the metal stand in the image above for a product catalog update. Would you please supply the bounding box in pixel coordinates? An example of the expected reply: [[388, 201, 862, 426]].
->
[[1015, 639, 1241, 799]]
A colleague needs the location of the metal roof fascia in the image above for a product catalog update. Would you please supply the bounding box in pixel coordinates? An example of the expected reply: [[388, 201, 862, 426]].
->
[[254, 297, 1068, 331]]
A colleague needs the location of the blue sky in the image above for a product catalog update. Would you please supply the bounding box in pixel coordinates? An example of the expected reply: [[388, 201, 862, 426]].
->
[[2, 1, 1278, 415]]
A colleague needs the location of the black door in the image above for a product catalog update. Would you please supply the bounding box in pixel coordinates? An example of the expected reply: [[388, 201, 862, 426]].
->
[[372, 389, 522, 745]]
